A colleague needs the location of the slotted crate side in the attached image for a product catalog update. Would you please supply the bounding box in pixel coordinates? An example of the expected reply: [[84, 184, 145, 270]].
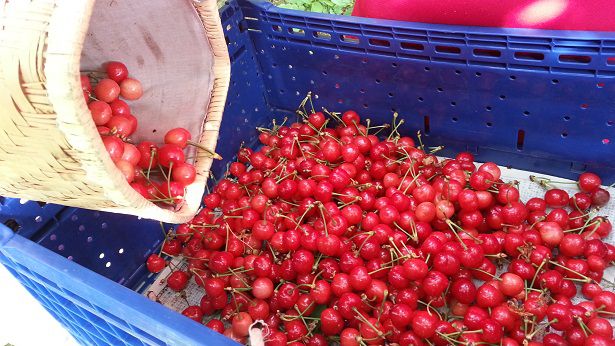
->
[[0, 198, 65, 239], [0, 224, 237, 346], [211, 0, 274, 180], [239, 0, 615, 184]]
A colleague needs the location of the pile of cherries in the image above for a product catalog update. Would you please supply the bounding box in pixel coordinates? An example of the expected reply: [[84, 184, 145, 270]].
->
[[147, 106, 615, 345], [81, 61, 201, 207]]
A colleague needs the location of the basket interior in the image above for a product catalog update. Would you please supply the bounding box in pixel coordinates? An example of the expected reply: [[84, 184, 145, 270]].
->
[[81, 0, 215, 144]]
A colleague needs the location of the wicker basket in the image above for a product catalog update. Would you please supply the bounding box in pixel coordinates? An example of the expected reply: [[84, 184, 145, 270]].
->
[[0, 0, 230, 223]]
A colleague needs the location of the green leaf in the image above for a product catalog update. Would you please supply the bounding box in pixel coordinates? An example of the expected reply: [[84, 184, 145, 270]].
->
[[311, 2, 325, 12], [331, 0, 353, 6], [278, 3, 302, 10]]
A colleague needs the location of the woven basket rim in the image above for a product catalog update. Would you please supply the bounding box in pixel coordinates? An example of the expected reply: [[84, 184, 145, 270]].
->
[[40, 0, 230, 223]]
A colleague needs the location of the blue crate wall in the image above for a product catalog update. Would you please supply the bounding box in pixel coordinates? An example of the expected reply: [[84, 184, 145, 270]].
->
[[210, 0, 274, 181], [239, 0, 615, 183], [0, 198, 65, 239], [0, 225, 237, 346]]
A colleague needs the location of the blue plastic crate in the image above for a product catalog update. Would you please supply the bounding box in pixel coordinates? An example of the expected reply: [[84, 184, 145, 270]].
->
[[1, 0, 615, 344]]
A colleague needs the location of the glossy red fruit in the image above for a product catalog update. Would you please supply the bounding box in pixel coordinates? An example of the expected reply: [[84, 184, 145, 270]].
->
[[109, 99, 130, 115], [231, 312, 252, 337], [321, 308, 344, 335], [107, 115, 136, 136], [88, 101, 113, 126], [102, 136, 124, 163], [172, 163, 197, 185], [166, 271, 189, 291], [411, 310, 438, 339], [544, 189, 570, 208], [578, 172, 601, 192], [181, 305, 203, 322], [206, 319, 225, 334], [146, 254, 165, 273], [120, 78, 143, 100], [105, 61, 129, 83], [164, 127, 192, 148], [158, 144, 185, 168], [94, 79, 120, 103], [136, 141, 158, 169]]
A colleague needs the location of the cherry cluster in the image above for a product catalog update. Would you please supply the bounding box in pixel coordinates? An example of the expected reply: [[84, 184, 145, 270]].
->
[[147, 106, 615, 345], [81, 62, 202, 207]]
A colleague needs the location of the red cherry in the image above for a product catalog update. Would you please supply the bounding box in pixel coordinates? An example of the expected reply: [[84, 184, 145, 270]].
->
[[166, 271, 189, 291], [88, 101, 112, 125], [320, 308, 344, 335], [102, 136, 124, 163], [105, 61, 128, 83], [158, 144, 185, 168], [109, 99, 130, 115], [181, 305, 203, 322], [119, 78, 143, 100], [94, 79, 120, 103], [172, 163, 196, 185], [146, 254, 165, 273]]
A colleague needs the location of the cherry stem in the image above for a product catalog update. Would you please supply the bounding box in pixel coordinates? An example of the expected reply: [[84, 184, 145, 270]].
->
[[371, 123, 390, 136], [227, 205, 250, 213], [562, 220, 600, 233], [391, 222, 414, 242], [337, 196, 361, 208], [527, 259, 547, 299], [429, 145, 444, 154], [445, 220, 469, 250], [296, 203, 314, 226], [526, 319, 557, 340], [352, 308, 384, 339], [318, 204, 329, 236], [387, 113, 403, 141], [402, 171, 422, 195], [435, 331, 467, 345], [376, 290, 389, 323], [548, 260, 593, 283], [592, 307, 615, 316], [528, 216, 547, 230], [471, 268, 499, 280], [322, 108, 344, 126], [226, 267, 251, 287], [352, 119, 367, 136], [416, 131, 425, 151], [368, 264, 393, 275], [189, 224, 220, 229], [581, 220, 603, 238], [357, 232, 375, 256], [388, 235, 403, 253], [418, 299, 443, 319], [187, 140, 222, 160], [576, 317, 592, 337]]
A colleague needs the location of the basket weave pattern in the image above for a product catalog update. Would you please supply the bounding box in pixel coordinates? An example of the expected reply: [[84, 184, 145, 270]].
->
[[0, 0, 230, 223]]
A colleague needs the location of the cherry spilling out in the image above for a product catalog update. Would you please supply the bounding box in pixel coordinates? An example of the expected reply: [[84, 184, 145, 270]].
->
[[146, 96, 614, 344]]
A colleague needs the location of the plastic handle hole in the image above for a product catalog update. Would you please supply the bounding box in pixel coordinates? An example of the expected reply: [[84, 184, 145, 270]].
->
[[517, 130, 525, 150], [400, 42, 424, 51], [474, 48, 501, 57], [560, 54, 591, 64], [514, 52, 544, 61]]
